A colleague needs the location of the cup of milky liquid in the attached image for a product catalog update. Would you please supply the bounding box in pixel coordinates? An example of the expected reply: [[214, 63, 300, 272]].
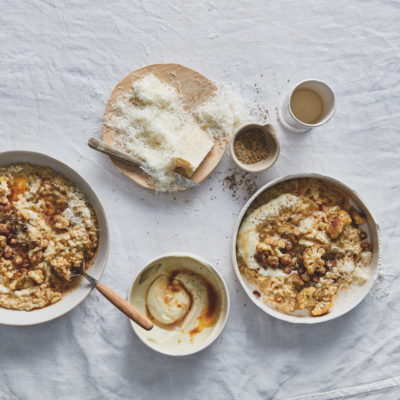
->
[[278, 80, 335, 133]]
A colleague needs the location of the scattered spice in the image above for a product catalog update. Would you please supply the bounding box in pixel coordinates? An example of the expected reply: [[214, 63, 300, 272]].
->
[[222, 169, 259, 199], [253, 290, 261, 298], [252, 103, 269, 121], [233, 129, 269, 164]]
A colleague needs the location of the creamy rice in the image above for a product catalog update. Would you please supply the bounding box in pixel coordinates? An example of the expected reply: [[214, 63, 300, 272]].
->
[[0, 164, 99, 311], [237, 178, 372, 317]]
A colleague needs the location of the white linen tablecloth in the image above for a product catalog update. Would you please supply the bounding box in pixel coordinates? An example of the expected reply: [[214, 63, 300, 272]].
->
[[0, 1, 399, 399]]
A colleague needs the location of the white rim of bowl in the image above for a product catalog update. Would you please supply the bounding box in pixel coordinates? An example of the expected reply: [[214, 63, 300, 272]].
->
[[0, 150, 110, 326], [127, 252, 230, 356], [231, 172, 380, 324]]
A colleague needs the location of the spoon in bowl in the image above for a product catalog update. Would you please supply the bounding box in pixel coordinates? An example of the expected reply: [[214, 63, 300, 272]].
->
[[70, 261, 153, 330]]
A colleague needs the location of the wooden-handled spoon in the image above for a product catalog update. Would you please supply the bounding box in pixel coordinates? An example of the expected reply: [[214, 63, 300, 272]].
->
[[71, 261, 153, 331]]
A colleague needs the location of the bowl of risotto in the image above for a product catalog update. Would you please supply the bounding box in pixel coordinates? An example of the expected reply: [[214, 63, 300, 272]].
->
[[232, 174, 379, 323], [0, 151, 109, 325]]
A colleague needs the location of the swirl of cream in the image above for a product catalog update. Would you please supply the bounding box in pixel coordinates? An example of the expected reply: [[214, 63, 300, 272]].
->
[[146, 274, 192, 326]]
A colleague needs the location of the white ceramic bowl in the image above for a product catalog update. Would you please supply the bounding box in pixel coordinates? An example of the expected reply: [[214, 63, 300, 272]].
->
[[232, 173, 380, 324], [0, 151, 110, 326], [128, 253, 230, 356]]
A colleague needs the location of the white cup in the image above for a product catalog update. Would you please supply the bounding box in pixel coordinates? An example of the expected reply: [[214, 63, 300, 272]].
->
[[278, 79, 336, 133]]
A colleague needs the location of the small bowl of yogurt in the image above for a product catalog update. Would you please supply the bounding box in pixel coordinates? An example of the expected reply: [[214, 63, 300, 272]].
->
[[128, 253, 230, 356]]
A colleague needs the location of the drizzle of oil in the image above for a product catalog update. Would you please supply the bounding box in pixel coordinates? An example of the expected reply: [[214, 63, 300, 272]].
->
[[145, 268, 220, 338], [7, 176, 28, 203], [189, 281, 220, 342]]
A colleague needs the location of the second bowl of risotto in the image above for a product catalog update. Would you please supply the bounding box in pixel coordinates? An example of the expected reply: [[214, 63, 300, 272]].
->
[[0, 151, 109, 326], [232, 174, 379, 324]]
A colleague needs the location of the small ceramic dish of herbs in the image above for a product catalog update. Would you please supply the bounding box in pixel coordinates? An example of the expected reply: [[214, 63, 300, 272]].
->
[[229, 123, 280, 173]]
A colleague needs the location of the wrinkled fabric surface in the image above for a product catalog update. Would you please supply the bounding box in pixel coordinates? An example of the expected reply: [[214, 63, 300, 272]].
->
[[0, 1, 399, 399]]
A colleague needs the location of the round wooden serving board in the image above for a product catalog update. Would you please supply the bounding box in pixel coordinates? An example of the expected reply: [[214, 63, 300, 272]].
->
[[102, 63, 228, 190]]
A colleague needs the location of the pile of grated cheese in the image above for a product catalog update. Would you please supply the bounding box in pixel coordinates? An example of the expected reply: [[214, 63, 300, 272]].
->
[[106, 74, 249, 191]]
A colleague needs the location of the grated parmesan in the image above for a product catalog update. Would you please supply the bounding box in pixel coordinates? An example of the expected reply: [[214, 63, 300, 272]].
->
[[195, 90, 249, 140], [106, 74, 249, 191]]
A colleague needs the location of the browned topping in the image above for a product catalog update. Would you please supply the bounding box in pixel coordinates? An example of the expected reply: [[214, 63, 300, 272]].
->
[[253, 290, 261, 298], [280, 254, 291, 266], [267, 255, 279, 268], [289, 274, 305, 290], [326, 259, 337, 269], [361, 242, 372, 251], [233, 129, 269, 164], [327, 210, 352, 239], [13, 255, 23, 265], [351, 209, 366, 225], [285, 241, 293, 252], [3, 246, 12, 259], [283, 265, 292, 274]]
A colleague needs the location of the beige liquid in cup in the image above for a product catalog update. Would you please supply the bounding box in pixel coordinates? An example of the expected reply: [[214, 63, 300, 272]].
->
[[290, 88, 323, 124]]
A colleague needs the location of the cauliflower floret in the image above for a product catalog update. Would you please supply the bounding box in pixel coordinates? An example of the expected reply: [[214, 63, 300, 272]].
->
[[288, 274, 305, 290], [53, 215, 70, 230], [297, 286, 316, 309], [0, 176, 10, 204], [327, 209, 352, 239], [351, 209, 366, 225], [360, 251, 372, 265], [311, 300, 333, 316], [51, 256, 71, 280], [303, 246, 325, 275], [28, 270, 44, 285], [256, 242, 273, 255], [257, 236, 289, 264], [262, 237, 286, 249]]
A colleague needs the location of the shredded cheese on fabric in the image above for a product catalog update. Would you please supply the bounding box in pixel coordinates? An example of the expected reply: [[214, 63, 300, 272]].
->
[[106, 74, 249, 191], [195, 90, 249, 140]]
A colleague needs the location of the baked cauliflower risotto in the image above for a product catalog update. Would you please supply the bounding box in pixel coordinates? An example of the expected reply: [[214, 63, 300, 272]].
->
[[0, 163, 99, 311], [237, 178, 372, 317]]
